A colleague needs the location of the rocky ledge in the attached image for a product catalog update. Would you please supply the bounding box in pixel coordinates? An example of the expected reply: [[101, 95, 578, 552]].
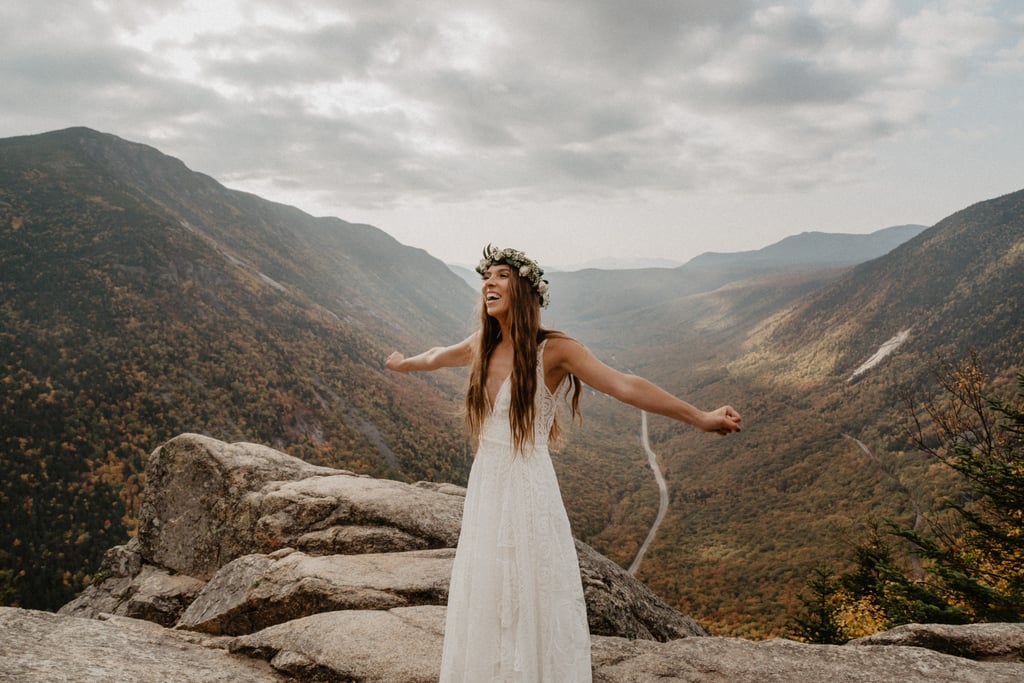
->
[[3, 433, 1022, 682]]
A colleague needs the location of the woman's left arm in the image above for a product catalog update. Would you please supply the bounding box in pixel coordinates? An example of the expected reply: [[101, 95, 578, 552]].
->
[[549, 338, 741, 435]]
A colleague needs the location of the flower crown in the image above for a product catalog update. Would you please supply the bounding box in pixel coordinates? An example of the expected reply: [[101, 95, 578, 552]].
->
[[475, 244, 550, 308]]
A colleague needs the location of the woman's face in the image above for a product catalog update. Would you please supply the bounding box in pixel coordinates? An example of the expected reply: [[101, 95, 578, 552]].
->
[[481, 264, 513, 319]]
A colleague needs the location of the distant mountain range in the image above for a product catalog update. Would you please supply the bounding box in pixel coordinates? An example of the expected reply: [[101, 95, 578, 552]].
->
[[542, 224, 927, 329], [450, 226, 926, 294], [1, 127, 1020, 638], [686, 224, 926, 272]]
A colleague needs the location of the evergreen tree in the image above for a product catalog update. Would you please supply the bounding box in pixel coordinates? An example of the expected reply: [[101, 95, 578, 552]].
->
[[894, 357, 1024, 621], [792, 564, 848, 644], [840, 527, 968, 628], [791, 356, 1023, 639]]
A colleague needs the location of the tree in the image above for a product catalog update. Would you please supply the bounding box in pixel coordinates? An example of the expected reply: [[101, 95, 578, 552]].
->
[[791, 564, 848, 644], [791, 355, 1023, 640], [839, 526, 968, 630], [894, 354, 1024, 621]]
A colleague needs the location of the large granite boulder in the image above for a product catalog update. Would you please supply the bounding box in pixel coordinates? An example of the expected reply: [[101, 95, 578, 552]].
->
[[8, 605, 1024, 682], [25, 433, 1024, 681], [137, 433, 463, 579], [850, 622, 1024, 662], [71, 433, 703, 639], [178, 547, 455, 635], [0, 608, 282, 683]]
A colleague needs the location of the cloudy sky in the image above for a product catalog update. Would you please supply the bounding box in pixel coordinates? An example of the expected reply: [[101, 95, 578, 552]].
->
[[3, 0, 1022, 268]]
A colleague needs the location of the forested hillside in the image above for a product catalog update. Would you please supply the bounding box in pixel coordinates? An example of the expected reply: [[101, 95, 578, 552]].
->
[[0, 128, 476, 609], [546, 190, 1023, 637]]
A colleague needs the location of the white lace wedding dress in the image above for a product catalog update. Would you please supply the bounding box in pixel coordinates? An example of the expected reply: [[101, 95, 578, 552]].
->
[[439, 341, 592, 682]]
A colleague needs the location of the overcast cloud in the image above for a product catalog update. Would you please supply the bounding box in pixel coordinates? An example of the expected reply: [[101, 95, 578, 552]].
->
[[2, 0, 1022, 267]]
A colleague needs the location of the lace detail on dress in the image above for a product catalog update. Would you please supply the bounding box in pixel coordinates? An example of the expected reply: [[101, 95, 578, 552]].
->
[[439, 339, 592, 682], [536, 339, 569, 445]]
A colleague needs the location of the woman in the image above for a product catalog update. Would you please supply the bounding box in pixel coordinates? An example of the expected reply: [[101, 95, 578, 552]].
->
[[386, 245, 741, 682]]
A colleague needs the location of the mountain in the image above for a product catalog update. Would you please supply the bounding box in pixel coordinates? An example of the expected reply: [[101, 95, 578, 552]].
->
[[768, 198, 1023, 379], [543, 225, 927, 328], [543, 190, 1023, 637], [686, 224, 926, 272], [0, 128, 476, 609], [447, 263, 481, 290]]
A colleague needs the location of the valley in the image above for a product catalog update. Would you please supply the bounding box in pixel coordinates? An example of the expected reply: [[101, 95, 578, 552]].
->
[[1, 128, 1021, 639]]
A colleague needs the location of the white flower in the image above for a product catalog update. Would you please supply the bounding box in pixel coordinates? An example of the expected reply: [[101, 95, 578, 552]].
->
[[475, 244, 551, 308]]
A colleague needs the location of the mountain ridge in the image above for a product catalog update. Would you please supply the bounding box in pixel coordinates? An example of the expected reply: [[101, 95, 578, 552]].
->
[[687, 224, 927, 270], [1, 128, 1020, 639], [0, 127, 475, 609], [544, 224, 927, 328]]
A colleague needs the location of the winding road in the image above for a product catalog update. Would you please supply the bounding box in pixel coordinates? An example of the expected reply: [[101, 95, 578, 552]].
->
[[625, 425, 925, 578], [628, 410, 669, 576], [842, 433, 924, 578]]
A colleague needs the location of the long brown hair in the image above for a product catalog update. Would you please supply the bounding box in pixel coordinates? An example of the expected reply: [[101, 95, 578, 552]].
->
[[465, 266, 581, 454]]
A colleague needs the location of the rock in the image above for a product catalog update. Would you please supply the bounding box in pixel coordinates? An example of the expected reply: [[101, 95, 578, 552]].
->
[[175, 541, 699, 640], [58, 574, 134, 620], [252, 473, 463, 555], [227, 607, 1024, 683], [591, 634, 1024, 682], [137, 433, 338, 579], [230, 606, 446, 683], [60, 538, 206, 626], [122, 567, 208, 626], [127, 434, 701, 642], [58, 538, 147, 619], [0, 607, 283, 683], [178, 548, 455, 635], [137, 433, 462, 579], [40, 433, 1024, 682], [576, 540, 707, 640], [850, 622, 1024, 662], [101, 536, 144, 577], [7, 605, 1024, 683]]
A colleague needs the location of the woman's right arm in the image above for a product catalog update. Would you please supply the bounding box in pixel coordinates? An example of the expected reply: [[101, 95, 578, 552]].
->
[[385, 333, 477, 373]]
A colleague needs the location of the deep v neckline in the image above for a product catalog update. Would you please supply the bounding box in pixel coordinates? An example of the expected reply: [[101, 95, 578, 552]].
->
[[486, 340, 551, 413], [487, 373, 511, 413]]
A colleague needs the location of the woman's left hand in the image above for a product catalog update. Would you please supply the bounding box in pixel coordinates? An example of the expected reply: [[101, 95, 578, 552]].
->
[[704, 406, 742, 435]]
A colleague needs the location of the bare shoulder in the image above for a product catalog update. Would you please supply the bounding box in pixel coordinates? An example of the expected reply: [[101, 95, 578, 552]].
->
[[542, 332, 579, 355], [542, 334, 591, 371]]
